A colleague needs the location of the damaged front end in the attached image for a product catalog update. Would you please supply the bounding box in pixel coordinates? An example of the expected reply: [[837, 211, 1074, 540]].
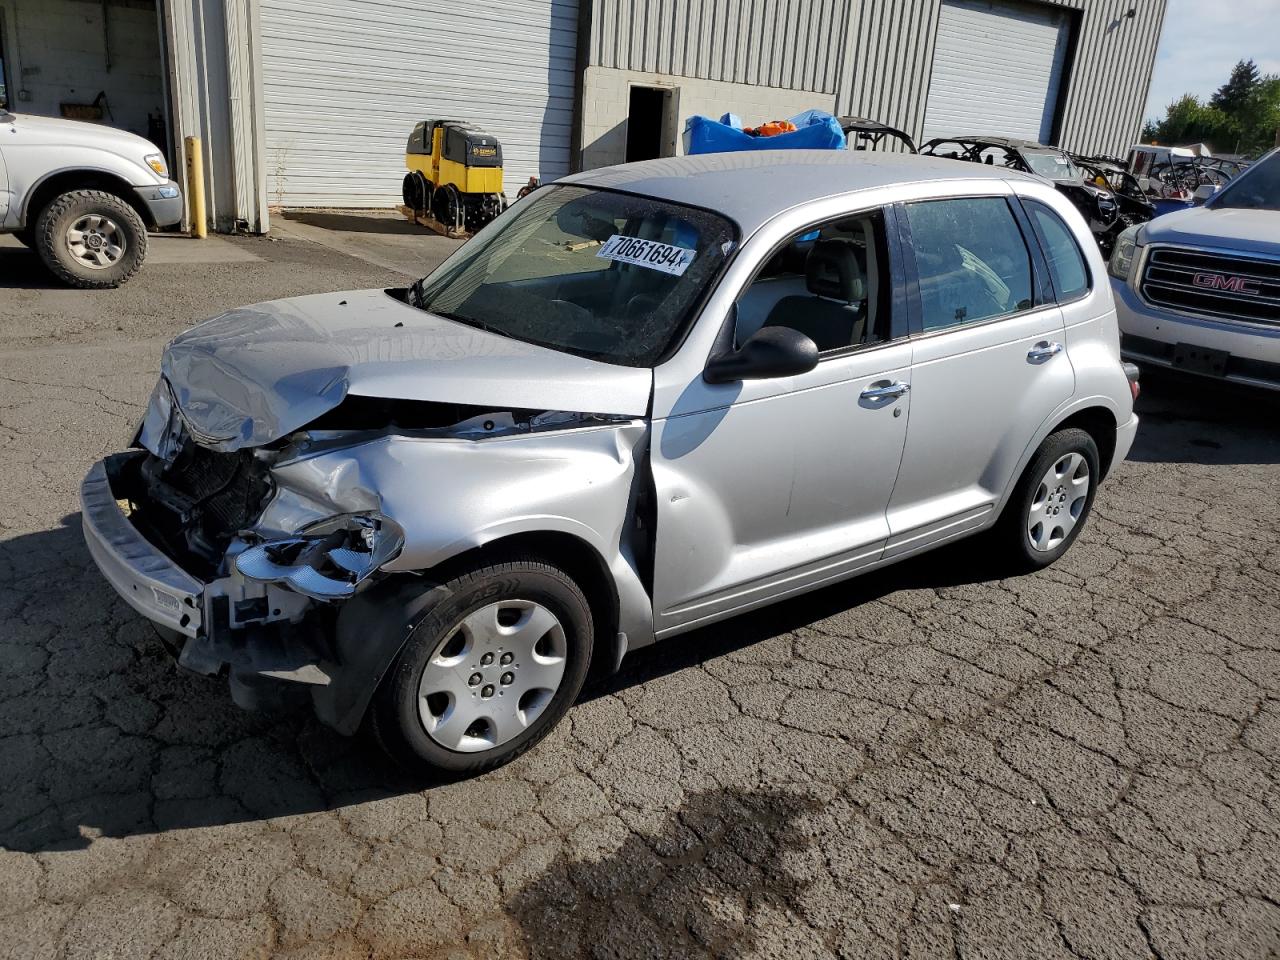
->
[[84, 373, 651, 728]]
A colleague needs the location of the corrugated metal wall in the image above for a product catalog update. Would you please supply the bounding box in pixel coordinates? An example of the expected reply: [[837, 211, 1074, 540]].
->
[[590, 0, 848, 94], [259, 0, 579, 207], [589, 0, 1167, 157]]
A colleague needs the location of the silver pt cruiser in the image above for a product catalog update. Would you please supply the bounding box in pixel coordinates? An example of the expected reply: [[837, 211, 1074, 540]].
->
[[82, 151, 1140, 774]]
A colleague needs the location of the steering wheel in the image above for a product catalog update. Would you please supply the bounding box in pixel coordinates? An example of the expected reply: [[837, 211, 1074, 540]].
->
[[624, 294, 662, 318]]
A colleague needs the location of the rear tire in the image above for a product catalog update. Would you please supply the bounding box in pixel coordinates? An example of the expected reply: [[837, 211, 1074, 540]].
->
[[369, 557, 593, 776], [35, 189, 147, 289], [996, 427, 1100, 573]]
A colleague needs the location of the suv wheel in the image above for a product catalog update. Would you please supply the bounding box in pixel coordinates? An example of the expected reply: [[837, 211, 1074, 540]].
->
[[35, 189, 148, 289], [999, 427, 1100, 572], [369, 558, 593, 775]]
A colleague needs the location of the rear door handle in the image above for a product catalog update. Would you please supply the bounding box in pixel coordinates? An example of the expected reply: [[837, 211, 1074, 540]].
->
[[860, 380, 910, 401], [1027, 341, 1064, 364]]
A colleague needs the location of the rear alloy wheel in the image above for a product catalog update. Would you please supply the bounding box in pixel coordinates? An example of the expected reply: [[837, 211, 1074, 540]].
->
[[35, 189, 147, 288], [369, 557, 593, 775], [999, 427, 1100, 572]]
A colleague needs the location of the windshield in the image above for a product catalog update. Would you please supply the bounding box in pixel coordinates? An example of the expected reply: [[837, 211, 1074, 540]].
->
[[1210, 149, 1279, 211], [1023, 151, 1081, 181], [410, 185, 737, 366]]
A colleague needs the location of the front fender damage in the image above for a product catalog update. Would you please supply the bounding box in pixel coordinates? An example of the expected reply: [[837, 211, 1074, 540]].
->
[[254, 419, 654, 734]]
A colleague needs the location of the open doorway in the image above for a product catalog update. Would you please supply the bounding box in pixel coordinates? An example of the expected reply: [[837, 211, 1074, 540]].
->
[[625, 85, 674, 163], [0, 15, 10, 110]]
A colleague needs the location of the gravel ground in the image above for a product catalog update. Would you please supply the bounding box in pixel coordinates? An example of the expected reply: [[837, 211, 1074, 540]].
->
[[1, 232, 1278, 960]]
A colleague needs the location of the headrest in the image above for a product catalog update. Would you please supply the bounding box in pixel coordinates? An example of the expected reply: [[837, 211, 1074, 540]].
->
[[805, 239, 864, 302]]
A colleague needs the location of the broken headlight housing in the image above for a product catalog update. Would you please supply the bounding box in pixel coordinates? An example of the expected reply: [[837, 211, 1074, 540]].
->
[[235, 514, 405, 601], [1108, 225, 1141, 281]]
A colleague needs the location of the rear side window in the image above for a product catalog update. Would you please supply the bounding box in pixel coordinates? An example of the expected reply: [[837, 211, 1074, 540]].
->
[[903, 197, 1034, 332], [1026, 200, 1090, 301]]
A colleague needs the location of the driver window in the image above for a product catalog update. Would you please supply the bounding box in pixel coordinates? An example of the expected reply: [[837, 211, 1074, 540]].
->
[[903, 197, 1034, 332], [734, 209, 891, 354]]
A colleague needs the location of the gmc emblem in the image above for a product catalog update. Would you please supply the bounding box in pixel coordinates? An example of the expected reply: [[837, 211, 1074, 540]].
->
[[1192, 272, 1261, 295]]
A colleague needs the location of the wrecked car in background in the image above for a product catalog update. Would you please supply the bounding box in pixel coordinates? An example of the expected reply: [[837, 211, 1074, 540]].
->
[[922, 136, 1151, 257], [83, 151, 1138, 775], [839, 116, 918, 153]]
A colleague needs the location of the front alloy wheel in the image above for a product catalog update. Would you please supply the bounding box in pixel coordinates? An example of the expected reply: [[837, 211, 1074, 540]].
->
[[370, 557, 593, 775], [417, 599, 568, 752], [35, 189, 148, 288]]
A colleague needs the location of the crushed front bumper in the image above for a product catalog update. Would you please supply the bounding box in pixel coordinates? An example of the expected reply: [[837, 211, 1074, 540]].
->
[[81, 453, 204, 637], [82, 452, 335, 708]]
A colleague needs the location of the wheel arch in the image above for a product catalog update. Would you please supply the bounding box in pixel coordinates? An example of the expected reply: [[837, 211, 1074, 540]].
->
[[314, 529, 625, 737], [426, 529, 623, 669], [23, 169, 152, 228], [1049, 405, 1118, 479]]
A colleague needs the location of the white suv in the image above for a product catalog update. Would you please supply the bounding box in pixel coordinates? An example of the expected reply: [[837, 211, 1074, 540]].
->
[[0, 110, 183, 287], [82, 151, 1139, 774]]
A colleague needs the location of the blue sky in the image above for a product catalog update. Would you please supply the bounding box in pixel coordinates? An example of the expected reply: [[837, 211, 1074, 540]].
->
[[1144, 0, 1280, 121]]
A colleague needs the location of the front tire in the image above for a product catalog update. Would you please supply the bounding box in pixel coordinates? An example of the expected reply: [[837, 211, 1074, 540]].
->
[[35, 189, 148, 289], [369, 558, 593, 776], [998, 427, 1100, 572]]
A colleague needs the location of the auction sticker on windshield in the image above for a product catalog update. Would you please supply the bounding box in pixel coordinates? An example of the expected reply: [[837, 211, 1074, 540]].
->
[[597, 234, 697, 276]]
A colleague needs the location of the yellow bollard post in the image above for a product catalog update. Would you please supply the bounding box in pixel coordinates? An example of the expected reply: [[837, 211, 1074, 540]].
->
[[184, 136, 207, 239]]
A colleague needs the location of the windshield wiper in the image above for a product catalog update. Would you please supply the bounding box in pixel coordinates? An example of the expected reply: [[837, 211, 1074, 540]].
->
[[429, 308, 492, 335], [408, 277, 427, 308]]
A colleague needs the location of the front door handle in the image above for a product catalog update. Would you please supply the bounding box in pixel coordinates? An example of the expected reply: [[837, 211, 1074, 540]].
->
[[860, 380, 910, 402], [1027, 341, 1064, 364]]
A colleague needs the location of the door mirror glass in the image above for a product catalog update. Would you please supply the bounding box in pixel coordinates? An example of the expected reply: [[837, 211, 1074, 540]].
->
[[704, 326, 819, 383]]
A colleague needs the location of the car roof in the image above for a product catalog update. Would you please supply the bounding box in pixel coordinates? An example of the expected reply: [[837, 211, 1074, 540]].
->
[[560, 150, 1034, 234]]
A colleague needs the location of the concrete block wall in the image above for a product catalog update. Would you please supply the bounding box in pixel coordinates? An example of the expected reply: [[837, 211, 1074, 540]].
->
[[580, 65, 836, 169], [0, 0, 165, 140]]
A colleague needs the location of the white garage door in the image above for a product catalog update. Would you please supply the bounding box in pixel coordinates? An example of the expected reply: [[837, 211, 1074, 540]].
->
[[922, 0, 1071, 144], [259, 0, 578, 207]]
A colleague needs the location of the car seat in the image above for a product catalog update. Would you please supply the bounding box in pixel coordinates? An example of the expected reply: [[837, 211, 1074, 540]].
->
[[762, 239, 866, 351]]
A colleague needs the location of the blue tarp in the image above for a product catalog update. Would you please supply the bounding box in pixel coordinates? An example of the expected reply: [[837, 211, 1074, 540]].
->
[[684, 109, 846, 155]]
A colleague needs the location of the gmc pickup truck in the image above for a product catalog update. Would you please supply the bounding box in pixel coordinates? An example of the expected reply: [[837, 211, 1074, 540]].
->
[[1, 110, 183, 288], [1109, 147, 1279, 390]]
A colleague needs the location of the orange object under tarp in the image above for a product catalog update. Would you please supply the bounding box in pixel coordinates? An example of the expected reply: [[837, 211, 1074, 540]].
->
[[751, 120, 797, 137]]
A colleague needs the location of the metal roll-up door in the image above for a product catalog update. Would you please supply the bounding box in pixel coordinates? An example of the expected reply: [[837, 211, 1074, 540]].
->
[[258, 0, 578, 207], [922, 0, 1072, 144]]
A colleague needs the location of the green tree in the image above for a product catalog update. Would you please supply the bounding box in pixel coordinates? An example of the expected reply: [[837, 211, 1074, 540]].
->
[[1146, 60, 1280, 155], [1211, 59, 1261, 116]]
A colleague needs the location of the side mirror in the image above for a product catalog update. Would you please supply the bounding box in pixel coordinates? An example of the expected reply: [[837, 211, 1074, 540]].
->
[[1193, 183, 1218, 203], [704, 326, 819, 384]]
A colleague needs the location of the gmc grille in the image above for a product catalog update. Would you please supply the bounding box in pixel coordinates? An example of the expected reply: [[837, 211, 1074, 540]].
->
[[1139, 247, 1280, 326]]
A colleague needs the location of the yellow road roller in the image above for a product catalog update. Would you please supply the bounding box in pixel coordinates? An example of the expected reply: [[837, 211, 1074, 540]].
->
[[403, 120, 505, 233]]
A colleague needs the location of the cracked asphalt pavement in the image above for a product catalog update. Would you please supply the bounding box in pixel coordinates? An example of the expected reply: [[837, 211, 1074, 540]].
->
[[1, 229, 1279, 960]]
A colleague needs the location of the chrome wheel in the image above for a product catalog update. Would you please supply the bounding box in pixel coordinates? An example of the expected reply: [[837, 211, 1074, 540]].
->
[[417, 599, 567, 753], [1027, 452, 1090, 553], [66, 214, 125, 269]]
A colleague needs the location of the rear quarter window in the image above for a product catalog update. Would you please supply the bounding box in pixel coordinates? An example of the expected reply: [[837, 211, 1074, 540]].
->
[[1025, 200, 1090, 301]]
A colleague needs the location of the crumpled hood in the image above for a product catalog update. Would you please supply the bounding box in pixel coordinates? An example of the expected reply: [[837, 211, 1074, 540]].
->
[[155, 288, 653, 450], [1140, 207, 1280, 257]]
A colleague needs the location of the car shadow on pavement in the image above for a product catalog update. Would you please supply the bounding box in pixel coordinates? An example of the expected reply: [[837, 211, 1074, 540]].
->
[[281, 211, 426, 236], [585, 537, 1006, 705], [0, 244, 60, 289], [507, 786, 825, 959], [0, 515, 1002, 854], [1128, 370, 1280, 465]]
